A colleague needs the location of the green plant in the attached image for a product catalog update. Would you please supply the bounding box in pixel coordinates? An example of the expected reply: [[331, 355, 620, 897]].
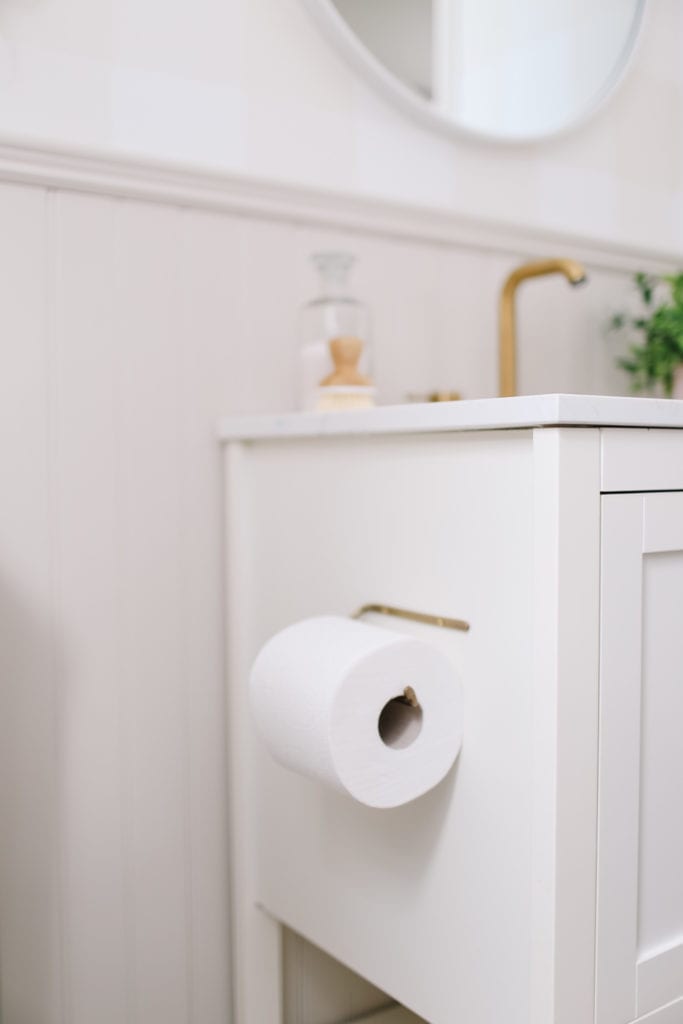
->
[[612, 272, 683, 396]]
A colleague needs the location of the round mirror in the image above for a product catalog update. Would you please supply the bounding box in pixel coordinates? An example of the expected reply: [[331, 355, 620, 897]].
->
[[304, 0, 646, 142]]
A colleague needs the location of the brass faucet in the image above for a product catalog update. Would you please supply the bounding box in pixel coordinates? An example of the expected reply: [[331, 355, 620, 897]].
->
[[499, 258, 587, 397]]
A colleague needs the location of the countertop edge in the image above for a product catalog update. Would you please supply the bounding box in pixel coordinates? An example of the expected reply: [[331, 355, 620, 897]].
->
[[217, 394, 683, 442]]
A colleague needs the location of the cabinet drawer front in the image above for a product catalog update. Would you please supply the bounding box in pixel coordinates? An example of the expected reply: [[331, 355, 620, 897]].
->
[[597, 493, 683, 1024], [642, 492, 683, 552], [601, 430, 683, 492]]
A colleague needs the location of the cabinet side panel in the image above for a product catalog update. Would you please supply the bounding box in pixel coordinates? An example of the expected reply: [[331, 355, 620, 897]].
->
[[242, 430, 536, 1024]]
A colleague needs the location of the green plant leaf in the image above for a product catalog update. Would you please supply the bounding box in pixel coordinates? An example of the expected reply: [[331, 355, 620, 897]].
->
[[611, 271, 683, 393]]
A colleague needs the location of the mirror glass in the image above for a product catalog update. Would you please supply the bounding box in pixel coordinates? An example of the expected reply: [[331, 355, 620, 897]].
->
[[312, 0, 645, 141]]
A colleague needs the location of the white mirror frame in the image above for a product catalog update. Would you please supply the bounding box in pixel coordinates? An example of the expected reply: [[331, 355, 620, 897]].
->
[[302, 0, 648, 144]]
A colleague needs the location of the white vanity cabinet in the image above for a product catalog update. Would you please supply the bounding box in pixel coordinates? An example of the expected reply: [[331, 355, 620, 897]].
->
[[220, 396, 683, 1024]]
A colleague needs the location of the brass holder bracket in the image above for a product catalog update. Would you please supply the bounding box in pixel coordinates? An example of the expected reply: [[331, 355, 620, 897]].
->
[[352, 603, 470, 633]]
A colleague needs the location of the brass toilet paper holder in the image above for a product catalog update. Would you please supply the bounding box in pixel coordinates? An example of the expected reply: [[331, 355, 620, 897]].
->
[[352, 603, 470, 634]]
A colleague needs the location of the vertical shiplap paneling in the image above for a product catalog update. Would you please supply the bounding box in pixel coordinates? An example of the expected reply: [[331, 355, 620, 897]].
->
[[113, 197, 191, 1024], [49, 189, 128, 1024], [237, 216, 304, 413], [174, 206, 246, 1023], [0, 184, 64, 1024], [46, 193, 244, 1024]]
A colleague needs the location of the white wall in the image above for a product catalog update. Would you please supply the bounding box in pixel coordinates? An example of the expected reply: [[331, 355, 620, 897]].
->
[[0, 0, 681, 255]]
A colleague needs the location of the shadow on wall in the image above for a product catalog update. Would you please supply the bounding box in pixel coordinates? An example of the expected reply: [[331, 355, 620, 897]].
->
[[0, 576, 63, 1021]]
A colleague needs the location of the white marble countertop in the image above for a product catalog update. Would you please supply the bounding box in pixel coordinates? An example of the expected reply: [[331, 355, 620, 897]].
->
[[218, 394, 683, 442]]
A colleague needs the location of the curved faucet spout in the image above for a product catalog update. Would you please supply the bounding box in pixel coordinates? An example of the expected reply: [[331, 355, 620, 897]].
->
[[499, 258, 588, 398]]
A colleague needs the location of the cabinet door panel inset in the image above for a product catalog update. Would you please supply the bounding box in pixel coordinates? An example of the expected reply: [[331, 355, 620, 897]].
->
[[640, 550, 683, 957], [597, 494, 683, 1024]]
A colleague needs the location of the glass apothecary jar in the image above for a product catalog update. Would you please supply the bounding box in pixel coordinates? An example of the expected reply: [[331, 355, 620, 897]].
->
[[298, 252, 372, 411]]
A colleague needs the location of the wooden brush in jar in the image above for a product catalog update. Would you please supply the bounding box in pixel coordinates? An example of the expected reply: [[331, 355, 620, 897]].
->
[[316, 336, 376, 411]]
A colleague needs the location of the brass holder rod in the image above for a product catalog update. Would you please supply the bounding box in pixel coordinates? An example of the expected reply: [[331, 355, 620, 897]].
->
[[352, 603, 470, 633]]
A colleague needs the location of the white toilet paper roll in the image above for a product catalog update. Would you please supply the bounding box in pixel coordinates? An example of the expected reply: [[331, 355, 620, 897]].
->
[[249, 615, 463, 809]]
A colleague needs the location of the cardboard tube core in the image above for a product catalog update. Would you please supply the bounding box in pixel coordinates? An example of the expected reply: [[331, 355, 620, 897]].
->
[[378, 689, 423, 749]]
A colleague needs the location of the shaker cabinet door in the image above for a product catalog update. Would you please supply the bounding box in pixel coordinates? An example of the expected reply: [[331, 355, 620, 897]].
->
[[597, 493, 683, 1024]]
